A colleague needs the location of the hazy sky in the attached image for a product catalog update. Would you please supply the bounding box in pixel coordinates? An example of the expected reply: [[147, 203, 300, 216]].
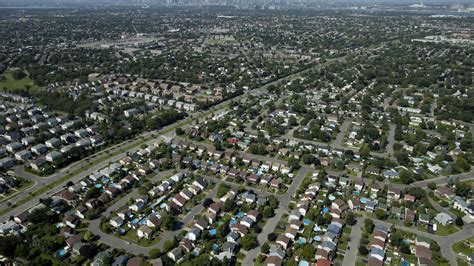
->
[[0, 0, 471, 6]]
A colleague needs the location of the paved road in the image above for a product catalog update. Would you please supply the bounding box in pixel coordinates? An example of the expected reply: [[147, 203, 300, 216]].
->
[[386, 124, 396, 157], [332, 118, 352, 150], [367, 214, 474, 266], [342, 217, 365, 266], [1, 133, 166, 221], [88, 175, 222, 255], [174, 136, 293, 167], [242, 167, 311, 265], [410, 170, 474, 188]]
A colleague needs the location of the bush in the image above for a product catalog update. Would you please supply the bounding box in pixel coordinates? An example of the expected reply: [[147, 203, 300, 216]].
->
[[267, 233, 277, 242], [427, 182, 437, 190], [455, 216, 464, 227], [175, 127, 184, 135], [202, 198, 213, 208], [364, 219, 374, 233], [358, 246, 368, 255], [13, 69, 26, 80], [261, 242, 270, 254], [241, 235, 258, 250], [345, 213, 356, 226], [400, 244, 411, 254], [149, 248, 161, 259]]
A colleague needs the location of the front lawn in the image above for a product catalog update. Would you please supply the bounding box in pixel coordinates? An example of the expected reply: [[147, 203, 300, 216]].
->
[[452, 237, 474, 256], [436, 224, 459, 236], [121, 229, 161, 247], [456, 258, 469, 266]]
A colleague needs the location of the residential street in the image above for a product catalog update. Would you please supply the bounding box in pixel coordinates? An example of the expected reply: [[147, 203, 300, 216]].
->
[[0, 132, 170, 221], [242, 167, 311, 265], [367, 214, 474, 266], [342, 217, 365, 266], [332, 118, 352, 150]]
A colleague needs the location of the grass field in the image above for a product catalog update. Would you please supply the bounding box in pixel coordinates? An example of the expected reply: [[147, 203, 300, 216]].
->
[[0, 69, 38, 92], [452, 236, 474, 256]]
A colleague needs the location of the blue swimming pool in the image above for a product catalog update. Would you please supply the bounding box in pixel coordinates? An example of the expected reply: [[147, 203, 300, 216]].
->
[[209, 229, 217, 235], [313, 236, 321, 241], [303, 219, 311, 225], [58, 249, 66, 257], [298, 260, 309, 266], [298, 238, 307, 245], [322, 207, 329, 213]]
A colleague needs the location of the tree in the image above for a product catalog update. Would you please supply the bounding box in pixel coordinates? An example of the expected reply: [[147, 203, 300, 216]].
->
[[301, 244, 314, 260], [222, 200, 234, 212], [163, 238, 177, 253], [263, 206, 274, 218], [359, 144, 370, 158], [375, 209, 386, 220], [399, 169, 414, 185], [261, 242, 270, 254], [241, 235, 258, 250], [455, 181, 472, 198], [13, 69, 26, 80], [202, 198, 213, 208], [175, 127, 184, 135], [214, 141, 223, 151], [84, 231, 95, 242], [161, 215, 177, 230], [267, 195, 279, 209], [288, 157, 301, 170], [302, 154, 314, 165], [0, 235, 19, 257], [248, 144, 267, 155], [389, 230, 404, 247], [267, 233, 277, 242], [149, 248, 161, 259], [364, 219, 374, 233], [216, 184, 230, 198], [400, 243, 411, 254], [28, 207, 50, 224], [358, 246, 368, 255], [345, 213, 356, 226], [427, 182, 437, 190], [455, 216, 464, 227]]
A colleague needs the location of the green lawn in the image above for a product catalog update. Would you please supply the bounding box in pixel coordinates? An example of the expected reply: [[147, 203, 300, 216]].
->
[[0, 178, 34, 202], [0, 69, 38, 92], [456, 258, 469, 266], [417, 224, 459, 236], [436, 224, 459, 236], [449, 207, 466, 218], [121, 229, 161, 247], [452, 237, 474, 256]]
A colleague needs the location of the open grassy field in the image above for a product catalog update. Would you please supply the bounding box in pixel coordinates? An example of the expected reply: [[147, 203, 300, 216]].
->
[[0, 69, 38, 92]]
